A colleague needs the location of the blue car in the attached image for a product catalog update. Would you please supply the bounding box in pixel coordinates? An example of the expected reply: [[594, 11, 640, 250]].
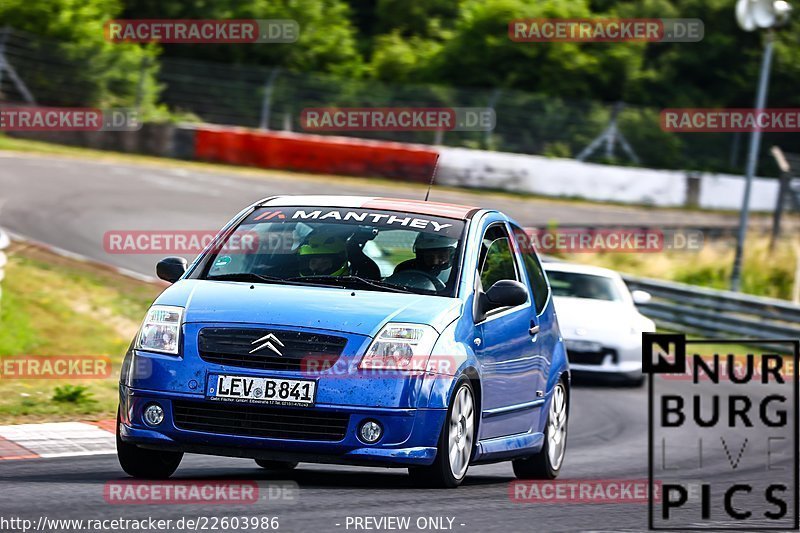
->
[[117, 195, 570, 487]]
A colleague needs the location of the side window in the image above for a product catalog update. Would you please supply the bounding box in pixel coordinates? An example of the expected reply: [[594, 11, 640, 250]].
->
[[478, 224, 519, 290], [512, 226, 550, 314]]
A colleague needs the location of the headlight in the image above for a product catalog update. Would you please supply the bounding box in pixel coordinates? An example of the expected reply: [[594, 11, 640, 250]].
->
[[136, 305, 183, 355], [359, 323, 439, 371]]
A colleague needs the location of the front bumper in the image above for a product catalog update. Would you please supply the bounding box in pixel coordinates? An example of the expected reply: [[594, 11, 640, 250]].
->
[[566, 339, 643, 379], [119, 386, 446, 467]]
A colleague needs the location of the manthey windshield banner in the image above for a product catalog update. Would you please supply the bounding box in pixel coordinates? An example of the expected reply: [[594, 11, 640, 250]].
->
[[243, 207, 464, 239]]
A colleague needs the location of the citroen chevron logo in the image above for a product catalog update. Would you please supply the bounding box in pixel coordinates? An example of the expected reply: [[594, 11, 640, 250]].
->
[[249, 333, 285, 356]]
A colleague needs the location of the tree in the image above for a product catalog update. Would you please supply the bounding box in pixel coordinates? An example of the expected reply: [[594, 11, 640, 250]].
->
[[120, 0, 365, 76], [0, 0, 160, 109], [421, 0, 646, 101]]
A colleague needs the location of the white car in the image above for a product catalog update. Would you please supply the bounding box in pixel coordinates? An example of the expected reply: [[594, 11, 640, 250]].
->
[[544, 262, 655, 386]]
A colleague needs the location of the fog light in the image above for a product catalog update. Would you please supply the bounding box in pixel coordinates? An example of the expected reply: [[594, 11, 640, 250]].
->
[[143, 403, 164, 426], [359, 420, 382, 444]]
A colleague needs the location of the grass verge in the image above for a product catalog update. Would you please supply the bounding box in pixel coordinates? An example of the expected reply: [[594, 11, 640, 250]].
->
[[0, 242, 162, 424], [559, 235, 798, 300]]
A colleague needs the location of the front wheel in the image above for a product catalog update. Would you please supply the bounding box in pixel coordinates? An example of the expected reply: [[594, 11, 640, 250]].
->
[[409, 378, 475, 488], [116, 409, 183, 479], [512, 380, 568, 479]]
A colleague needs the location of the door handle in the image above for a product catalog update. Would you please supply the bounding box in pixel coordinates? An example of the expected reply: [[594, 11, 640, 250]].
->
[[529, 325, 540, 336]]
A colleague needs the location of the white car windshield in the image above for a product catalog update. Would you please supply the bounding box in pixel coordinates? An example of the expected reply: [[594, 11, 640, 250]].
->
[[547, 271, 623, 302]]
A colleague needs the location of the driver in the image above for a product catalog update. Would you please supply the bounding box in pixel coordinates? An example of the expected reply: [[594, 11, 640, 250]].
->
[[251, 223, 299, 277], [297, 231, 350, 277], [395, 233, 458, 284]]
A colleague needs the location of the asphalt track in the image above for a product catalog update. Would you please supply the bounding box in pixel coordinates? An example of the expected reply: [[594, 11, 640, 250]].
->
[[0, 151, 749, 278], [0, 152, 795, 532], [1, 376, 795, 532]]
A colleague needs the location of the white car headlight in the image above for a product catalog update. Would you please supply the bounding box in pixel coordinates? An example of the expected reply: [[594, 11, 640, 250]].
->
[[136, 305, 183, 355], [359, 323, 439, 371]]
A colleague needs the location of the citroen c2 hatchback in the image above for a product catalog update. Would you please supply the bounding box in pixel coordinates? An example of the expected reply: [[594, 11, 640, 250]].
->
[[117, 195, 570, 487]]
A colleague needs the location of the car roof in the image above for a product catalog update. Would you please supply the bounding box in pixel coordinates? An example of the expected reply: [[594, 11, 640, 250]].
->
[[543, 261, 622, 279], [260, 195, 481, 220]]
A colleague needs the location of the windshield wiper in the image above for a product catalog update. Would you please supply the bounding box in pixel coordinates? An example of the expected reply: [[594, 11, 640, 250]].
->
[[285, 275, 413, 294], [206, 273, 344, 289]]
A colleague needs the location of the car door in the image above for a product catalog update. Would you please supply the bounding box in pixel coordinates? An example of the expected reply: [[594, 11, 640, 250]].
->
[[473, 222, 544, 439], [510, 224, 556, 424]]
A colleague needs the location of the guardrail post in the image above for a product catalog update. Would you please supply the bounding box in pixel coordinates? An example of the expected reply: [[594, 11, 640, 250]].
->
[[685, 171, 701, 208], [258, 68, 281, 130], [0, 229, 9, 311]]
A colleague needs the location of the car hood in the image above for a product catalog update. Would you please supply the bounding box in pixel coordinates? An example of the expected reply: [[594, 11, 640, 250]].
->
[[155, 279, 462, 337], [553, 296, 652, 340]]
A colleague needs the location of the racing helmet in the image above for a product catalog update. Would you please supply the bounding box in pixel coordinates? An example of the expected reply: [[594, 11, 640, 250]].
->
[[298, 232, 349, 277], [413, 233, 457, 274]]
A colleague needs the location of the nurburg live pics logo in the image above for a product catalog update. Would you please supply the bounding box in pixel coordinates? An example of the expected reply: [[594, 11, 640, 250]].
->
[[644, 333, 799, 530]]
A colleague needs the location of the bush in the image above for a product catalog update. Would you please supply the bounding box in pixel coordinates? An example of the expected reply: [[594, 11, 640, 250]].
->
[[52, 385, 95, 404]]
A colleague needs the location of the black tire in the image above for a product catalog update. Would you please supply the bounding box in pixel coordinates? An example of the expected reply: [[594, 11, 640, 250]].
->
[[255, 459, 298, 470], [625, 374, 646, 388], [116, 409, 183, 479], [409, 378, 475, 488], [512, 380, 568, 480]]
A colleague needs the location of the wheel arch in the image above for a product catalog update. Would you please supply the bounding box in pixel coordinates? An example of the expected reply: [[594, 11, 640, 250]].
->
[[461, 366, 482, 442]]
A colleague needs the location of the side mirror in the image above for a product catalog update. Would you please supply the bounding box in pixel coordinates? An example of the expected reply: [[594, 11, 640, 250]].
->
[[631, 289, 652, 305], [486, 279, 528, 309], [156, 257, 188, 283]]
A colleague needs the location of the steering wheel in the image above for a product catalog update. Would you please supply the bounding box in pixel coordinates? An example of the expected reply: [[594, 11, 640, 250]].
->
[[387, 269, 447, 293]]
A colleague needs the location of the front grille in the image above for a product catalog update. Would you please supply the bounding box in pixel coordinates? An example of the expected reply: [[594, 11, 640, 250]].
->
[[198, 328, 347, 371], [173, 400, 350, 441], [568, 348, 618, 366]]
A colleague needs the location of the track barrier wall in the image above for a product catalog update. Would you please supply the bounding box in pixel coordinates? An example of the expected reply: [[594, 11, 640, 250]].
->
[[8, 124, 783, 210]]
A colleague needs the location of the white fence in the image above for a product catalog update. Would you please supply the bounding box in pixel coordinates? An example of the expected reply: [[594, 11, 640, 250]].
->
[[437, 147, 780, 211]]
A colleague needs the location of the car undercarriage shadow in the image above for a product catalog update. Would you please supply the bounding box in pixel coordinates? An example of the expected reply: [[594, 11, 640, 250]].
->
[[570, 373, 647, 389], [222, 466, 514, 489]]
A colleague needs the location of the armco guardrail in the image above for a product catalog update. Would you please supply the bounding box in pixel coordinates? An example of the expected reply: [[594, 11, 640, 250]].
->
[[623, 274, 800, 346]]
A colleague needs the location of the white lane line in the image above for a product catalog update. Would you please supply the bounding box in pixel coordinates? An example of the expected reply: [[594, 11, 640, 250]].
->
[[5, 230, 161, 284], [0, 422, 116, 458], [139, 173, 221, 196]]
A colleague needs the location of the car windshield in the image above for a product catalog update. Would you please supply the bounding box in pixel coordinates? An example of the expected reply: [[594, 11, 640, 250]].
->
[[546, 270, 623, 302], [200, 206, 466, 297]]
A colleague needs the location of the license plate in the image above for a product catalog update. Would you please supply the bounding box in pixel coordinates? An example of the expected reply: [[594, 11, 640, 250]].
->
[[207, 374, 316, 407]]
